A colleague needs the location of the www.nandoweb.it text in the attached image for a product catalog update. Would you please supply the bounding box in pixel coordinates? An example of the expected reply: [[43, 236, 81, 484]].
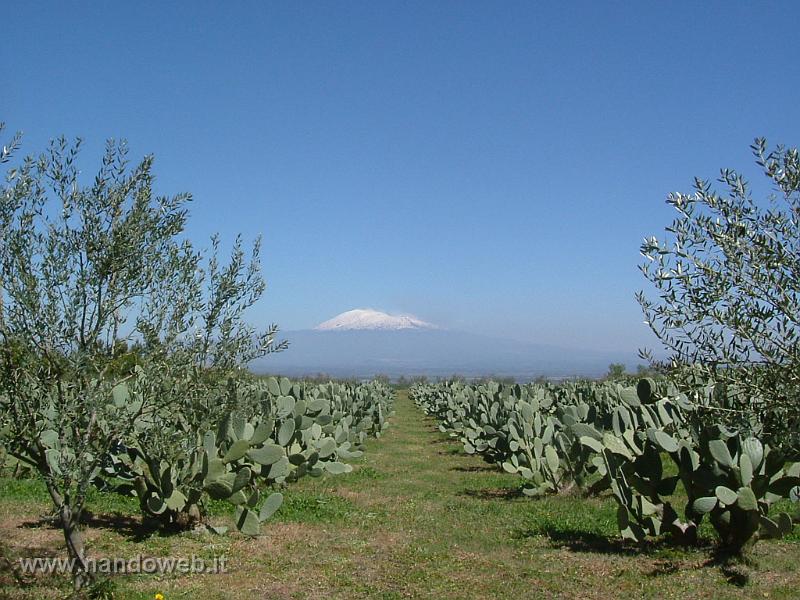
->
[[16, 554, 228, 575]]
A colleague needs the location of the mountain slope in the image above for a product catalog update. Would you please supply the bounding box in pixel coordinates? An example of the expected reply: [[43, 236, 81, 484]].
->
[[251, 328, 638, 380]]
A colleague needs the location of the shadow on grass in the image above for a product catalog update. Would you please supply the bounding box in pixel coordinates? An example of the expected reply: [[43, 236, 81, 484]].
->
[[515, 526, 714, 558], [511, 513, 749, 587], [437, 447, 464, 456], [518, 526, 641, 555], [451, 465, 497, 473], [428, 437, 457, 445], [703, 548, 758, 587], [86, 512, 165, 541], [645, 549, 752, 587], [460, 486, 526, 500], [21, 511, 168, 542]]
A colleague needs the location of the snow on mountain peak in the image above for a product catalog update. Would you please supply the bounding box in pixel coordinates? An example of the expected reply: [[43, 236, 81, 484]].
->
[[314, 309, 436, 331]]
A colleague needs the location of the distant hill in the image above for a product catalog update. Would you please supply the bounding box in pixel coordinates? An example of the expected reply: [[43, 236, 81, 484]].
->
[[251, 312, 640, 380]]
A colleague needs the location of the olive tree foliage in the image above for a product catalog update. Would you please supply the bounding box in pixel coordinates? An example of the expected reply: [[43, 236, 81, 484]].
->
[[637, 139, 800, 448], [0, 122, 22, 327], [0, 130, 285, 590]]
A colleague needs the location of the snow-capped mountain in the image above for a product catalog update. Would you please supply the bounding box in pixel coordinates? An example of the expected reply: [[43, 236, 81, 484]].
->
[[250, 308, 643, 381], [314, 309, 436, 331]]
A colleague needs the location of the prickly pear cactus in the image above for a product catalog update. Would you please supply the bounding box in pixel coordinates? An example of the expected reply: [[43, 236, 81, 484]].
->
[[105, 375, 394, 535], [413, 377, 800, 554]]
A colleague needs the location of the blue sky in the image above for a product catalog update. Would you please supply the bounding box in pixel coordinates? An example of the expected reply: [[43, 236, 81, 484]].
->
[[4, 1, 799, 355]]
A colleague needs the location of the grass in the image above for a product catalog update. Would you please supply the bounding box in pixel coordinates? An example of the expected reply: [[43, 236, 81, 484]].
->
[[1, 390, 799, 599]]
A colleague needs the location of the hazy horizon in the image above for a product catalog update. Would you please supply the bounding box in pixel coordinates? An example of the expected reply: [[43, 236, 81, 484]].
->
[[252, 327, 646, 381]]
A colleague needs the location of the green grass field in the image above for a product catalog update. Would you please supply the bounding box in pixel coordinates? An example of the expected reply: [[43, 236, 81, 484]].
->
[[2, 390, 799, 599]]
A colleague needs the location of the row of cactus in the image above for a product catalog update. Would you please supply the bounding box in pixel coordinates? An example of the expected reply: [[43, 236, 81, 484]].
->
[[102, 376, 394, 535], [411, 378, 799, 554], [411, 380, 641, 496]]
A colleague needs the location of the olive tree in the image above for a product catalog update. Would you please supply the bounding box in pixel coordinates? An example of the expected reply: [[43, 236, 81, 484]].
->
[[0, 122, 22, 328], [637, 138, 800, 448], [0, 132, 285, 591]]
